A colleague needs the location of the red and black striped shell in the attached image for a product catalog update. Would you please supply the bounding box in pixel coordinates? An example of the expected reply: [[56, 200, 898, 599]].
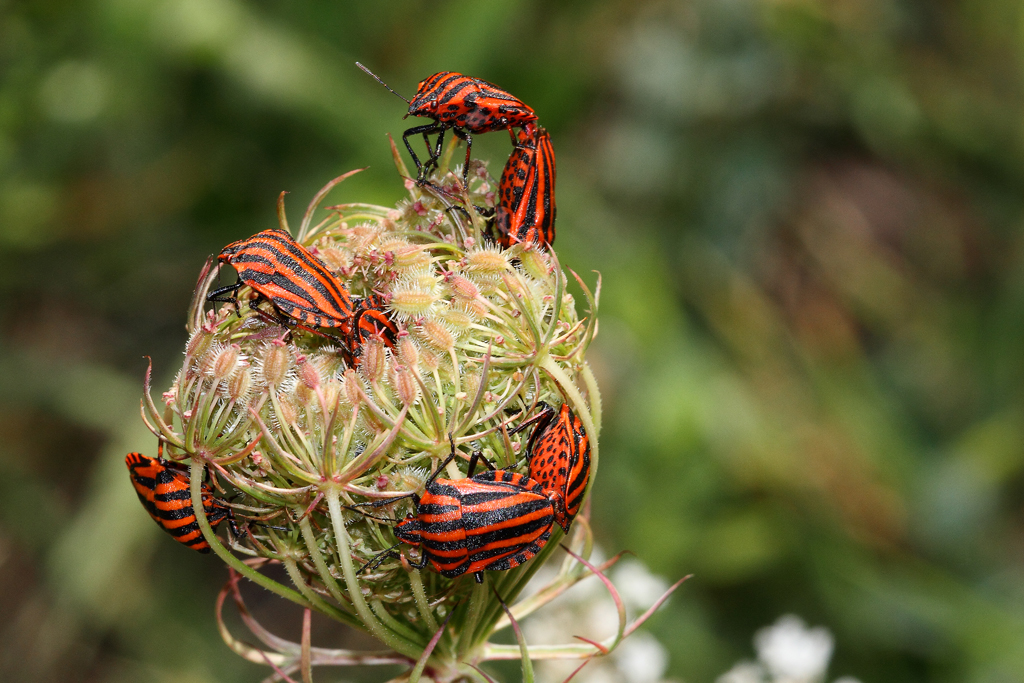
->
[[125, 453, 232, 553], [393, 469, 553, 579], [217, 228, 354, 328], [408, 72, 537, 134], [495, 127, 556, 249], [525, 404, 590, 534]]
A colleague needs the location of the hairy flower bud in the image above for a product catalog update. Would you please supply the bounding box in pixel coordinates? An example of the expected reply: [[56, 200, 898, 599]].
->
[[520, 245, 551, 281], [342, 368, 362, 407], [415, 318, 455, 352], [465, 246, 510, 274], [447, 273, 479, 301], [210, 344, 242, 381], [360, 338, 387, 384], [390, 363, 420, 406], [397, 336, 419, 368], [186, 328, 214, 362], [296, 355, 320, 390], [260, 341, 291, 390], [227, 365, 251, 401]]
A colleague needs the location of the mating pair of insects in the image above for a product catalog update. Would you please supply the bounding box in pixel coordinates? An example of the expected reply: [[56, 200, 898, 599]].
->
[[357, 64, 557, 250], [126, 403, 591, 584], [354, 403, 591, 583]]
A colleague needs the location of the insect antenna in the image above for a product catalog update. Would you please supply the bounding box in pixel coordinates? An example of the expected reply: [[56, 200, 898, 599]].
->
[[355, 62, 410, 104]]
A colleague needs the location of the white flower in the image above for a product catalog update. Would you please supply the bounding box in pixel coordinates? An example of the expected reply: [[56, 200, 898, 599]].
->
[[612, 631, 670, 683], [610, 558, 671, 613], [754, 615, 834, 683], [716, 662, 766, 683]]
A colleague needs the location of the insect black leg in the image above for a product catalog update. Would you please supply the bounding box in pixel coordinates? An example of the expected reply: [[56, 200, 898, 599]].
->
[[403, 123, 443, 179], [510, 402, 556, 456], [451, 127, 473, 187], [359, 542, 402, 574], [466, 450, 498, 477], [421, 127, 447, 179], [424, 435, 462, 487], [474, 571, 484, 584], [207, 282, 242, 308]]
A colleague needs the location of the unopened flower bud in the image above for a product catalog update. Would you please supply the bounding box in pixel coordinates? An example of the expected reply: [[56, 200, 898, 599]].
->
[[520, 246, 551, 280], [416, 319, 455, 352], [210, 344, 241, 381], [317, 246, 351, 273], [360, 338, 388, 384], [397, 337, 419, 368], [276, 393, 299, 426], [342, 368, 363, 407], [441, 307, 475, 329], [447, 274, 479, 301], [261, 341, 291, 390], [296, 355, 320, 390], [390, 364, 420, 405], [502, 273, 526, 299], [186, 328, 214, 362], [227, 365, 251, 401], [390, 290, 438, 319], [465, 247, 509, 274], [420, 348, 440, 371], [323, 380, 342, 413]]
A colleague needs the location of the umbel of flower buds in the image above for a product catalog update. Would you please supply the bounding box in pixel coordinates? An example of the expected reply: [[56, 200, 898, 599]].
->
[[141, 159, 606, 680]]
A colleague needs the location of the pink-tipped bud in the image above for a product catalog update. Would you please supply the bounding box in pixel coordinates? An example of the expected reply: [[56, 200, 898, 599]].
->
[[416, 319, 455, 352], [227, 365, 252, 401], [261, 341, 291, 390], [360, 338, 388, 384], [448, 274, 479, 301], [342, 368, 363, 407], [390, 364, 420, 406], [419, 348, 440, 372], [186, 328, 214, 362], [296, 355, 320, 390], [465, 247, 510, 274], [520, 246, 551, 281], [397, 336, 419, 368]]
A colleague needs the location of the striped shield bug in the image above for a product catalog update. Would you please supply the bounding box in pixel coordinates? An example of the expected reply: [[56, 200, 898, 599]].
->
[[125, 452, 235, 553], [512, 402, 590, 534], [354, 438, 554, 583], [494, 126, 556, 249], [346, 293, 399, 361], [356, 63, 538, 186], [208, 227, 354, 330]]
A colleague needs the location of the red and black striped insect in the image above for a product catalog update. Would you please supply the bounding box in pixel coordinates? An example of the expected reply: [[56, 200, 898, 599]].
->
[[355, 440, 553, 583], [494, 126, 556, 249], [209, 227, 354, 330], [356, 63, 538, 185], [345, 293, 399, 361], [126, 452, 234, 553], [513, 402, 590, 534]]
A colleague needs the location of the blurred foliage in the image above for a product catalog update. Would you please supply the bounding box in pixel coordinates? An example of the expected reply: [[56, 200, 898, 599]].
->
[[2, 0, 1024, 681]]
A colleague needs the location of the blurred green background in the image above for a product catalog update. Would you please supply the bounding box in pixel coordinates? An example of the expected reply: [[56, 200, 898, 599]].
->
[[4, 0, 1024, 681]]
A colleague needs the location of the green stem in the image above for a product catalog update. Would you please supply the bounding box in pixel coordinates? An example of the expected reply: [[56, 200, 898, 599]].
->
[[187, 460, 313, 608], [325, 490, 423, 658]]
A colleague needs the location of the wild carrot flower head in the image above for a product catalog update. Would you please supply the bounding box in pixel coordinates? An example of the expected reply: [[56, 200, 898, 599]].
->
[[138, 148, 680, 681]]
